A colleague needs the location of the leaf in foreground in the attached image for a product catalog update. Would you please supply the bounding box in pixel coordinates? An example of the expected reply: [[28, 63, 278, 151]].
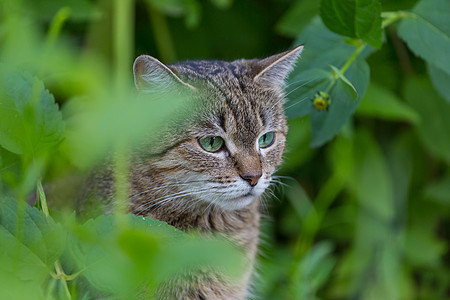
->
[[0, 70, 64, 157], [0, 198, 65, 282], [397, 0, 450, 74], [320, 0, 382, 48], [68, 214, 245, 296]]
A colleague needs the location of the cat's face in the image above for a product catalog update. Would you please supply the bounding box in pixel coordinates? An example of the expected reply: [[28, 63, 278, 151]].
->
[[133, 47, 302, 211]]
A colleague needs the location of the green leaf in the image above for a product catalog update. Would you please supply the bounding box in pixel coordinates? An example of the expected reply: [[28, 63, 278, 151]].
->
[[286, 68, 332, 118], [356, 82, 420, 123], [320, 0, 382, 48], [403, 77, 450, 163], [404, 223, 447, 267], [276, 0, 320, 37], [424, 174, 450, 205], [427, 63, 450, 103], [310, 71, 361, 147], [146, 0, 201, 28], [397, 0, 450, 74], [282, 117, 313, 172], [352, 129, 394, 220], [292, 241, 336, 299], [0, 198, 65, 281], [68, 214, 244, 296], [329, 65, 358, 95], [62, 87, 183, 168], [209, 0, 233, 10], [26, 0, 101, 22], [0, 70, 64, 157], [286, 18, 371, 147]]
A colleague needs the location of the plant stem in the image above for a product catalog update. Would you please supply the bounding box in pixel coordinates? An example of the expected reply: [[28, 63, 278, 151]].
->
[[147, 5, 177, 63], [114, 0, 134, 90], [113, 0, 133, 221], [37, 180, 72, 298], [54, 261, 72, 299], [36, 180, 49, 216], [381, 11, 411, 28], [340, 42, 366, 75], [46, 7, 71, 47]]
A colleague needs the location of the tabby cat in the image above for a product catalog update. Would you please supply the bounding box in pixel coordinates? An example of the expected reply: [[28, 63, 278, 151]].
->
[[86, 46, 303, 299]]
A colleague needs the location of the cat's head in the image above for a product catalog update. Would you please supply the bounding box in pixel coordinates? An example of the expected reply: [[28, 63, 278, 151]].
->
[[133, 47, 303, 211]]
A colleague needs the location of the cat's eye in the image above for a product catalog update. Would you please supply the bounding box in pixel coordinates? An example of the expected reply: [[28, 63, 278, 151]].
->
[[258, 132, 275, 148], [199, 136, 224, 152]]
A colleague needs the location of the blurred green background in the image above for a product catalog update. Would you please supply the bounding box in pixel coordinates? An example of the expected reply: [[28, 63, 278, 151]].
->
[[0, 0, 449, 299]]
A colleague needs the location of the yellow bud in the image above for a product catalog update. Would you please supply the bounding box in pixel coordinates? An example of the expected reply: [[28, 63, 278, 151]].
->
[[313, 91, 331, 111]]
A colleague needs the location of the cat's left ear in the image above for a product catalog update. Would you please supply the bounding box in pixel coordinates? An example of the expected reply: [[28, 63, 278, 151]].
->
[[253, 45, 303, 89], [133, 55, 196, 92]]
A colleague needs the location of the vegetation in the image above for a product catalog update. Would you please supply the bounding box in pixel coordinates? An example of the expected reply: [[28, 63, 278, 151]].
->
[[0, 0, 449, 299]]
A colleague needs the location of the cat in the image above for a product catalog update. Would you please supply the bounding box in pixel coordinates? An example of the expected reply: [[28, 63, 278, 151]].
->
[[83, 45, 303, 299]]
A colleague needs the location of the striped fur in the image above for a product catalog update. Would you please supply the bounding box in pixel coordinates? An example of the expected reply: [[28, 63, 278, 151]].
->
[[84, 46, 303, 299]]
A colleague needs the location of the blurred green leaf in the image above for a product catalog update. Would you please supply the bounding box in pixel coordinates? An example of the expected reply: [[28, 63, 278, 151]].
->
[[276, 0, 320, 37], [68, 213, 244, 297], [397, 0, 450, 74], [146, 0, 201, 28], [0, 272, 46, 300], [0, 70, 64, 157], [356, 82, 420, 123], [320, 0, 382, 48], [26, 0, 101, 22], [403, 77, 450, 163], [352, 129, 394, 220], [404, 224, 447, 267], [62, 88, 185, 168], [427, 63, 450, 103], [209, 0, 233, 10], [291, 241, 336, 299], [424, 174, 450, 205], [0, 198, 65, 282], [282, 117, 313, 172]]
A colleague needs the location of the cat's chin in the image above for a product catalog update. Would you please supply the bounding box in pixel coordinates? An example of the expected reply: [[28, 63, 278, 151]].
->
[[212, 194, 257, 211]]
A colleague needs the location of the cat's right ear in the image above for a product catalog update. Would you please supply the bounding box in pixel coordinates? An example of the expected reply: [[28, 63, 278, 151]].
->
[[133, 55, 195, 91]]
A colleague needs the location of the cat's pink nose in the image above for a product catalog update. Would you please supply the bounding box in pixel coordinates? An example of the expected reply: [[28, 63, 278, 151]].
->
[[240, 172, 262, 187]]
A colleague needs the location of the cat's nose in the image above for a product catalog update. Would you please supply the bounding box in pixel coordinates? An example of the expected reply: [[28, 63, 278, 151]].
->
[[240, 172, 262, 187]]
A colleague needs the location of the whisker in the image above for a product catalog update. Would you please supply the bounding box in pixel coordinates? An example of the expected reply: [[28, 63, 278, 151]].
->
[[284, 78, 316, 97], [134, 187, 215, 215], [283, 96, 309, 111]]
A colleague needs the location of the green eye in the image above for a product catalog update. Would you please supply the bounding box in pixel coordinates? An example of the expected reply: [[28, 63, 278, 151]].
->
[[258, 132, 275, 148], [199, 136, 224, 152]]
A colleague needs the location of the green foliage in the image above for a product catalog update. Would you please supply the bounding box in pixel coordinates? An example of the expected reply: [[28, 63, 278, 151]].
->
[[320, 0, 383, 48], [0, 70, 64, 157], [403, 77, 450, 163], [0, 0, 449, 299], [286, 17, 370, 146], [397, 0, 450, 73], [356, 82, 420, 123]]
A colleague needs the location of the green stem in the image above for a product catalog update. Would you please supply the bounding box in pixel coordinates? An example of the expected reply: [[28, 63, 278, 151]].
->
[[36, 180, 49, 216], [288, 174, 347, 299], [113, 0, 133, 221], [37, 180, 72, 298], [113, 142, 130, 217], [114, 0, 134, 90], [340, 42, 366, 75], [381, 11, 411, 28], [46, 7, 71, 47], [147, 5, 177, 63], [54, 261, 72, 299]]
